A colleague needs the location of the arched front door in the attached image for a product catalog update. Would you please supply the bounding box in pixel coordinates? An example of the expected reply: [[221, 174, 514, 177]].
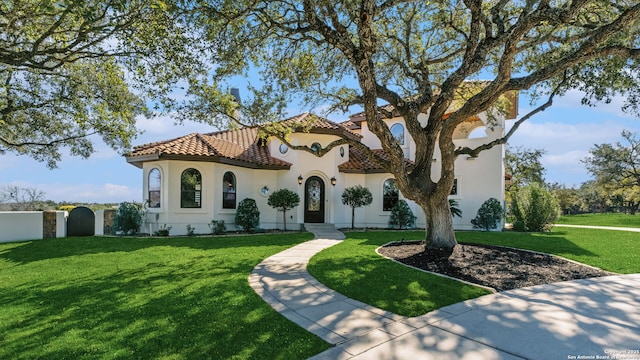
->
[[304, 176, 325, 223]]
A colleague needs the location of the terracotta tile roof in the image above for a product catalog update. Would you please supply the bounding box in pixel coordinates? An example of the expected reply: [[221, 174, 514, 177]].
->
[[277, 112, 362, 140], [126, 112, 360, 169], [340, 119, 361, 130], [129, 133, 221, 158], [126, 126, 292, 169], [348, 104, 396, 123], [338, 147, 414, 174]]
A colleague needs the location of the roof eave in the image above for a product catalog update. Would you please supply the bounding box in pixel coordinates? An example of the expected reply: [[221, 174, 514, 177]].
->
[[338, 167, 389, 174], [125, 153, 161, 168], [127, 153, 291, 170]]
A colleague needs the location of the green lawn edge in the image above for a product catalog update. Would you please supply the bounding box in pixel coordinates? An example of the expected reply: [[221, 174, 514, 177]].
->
[[307, 231, 492, 318], [556, 213, 640, 228], [308, 227, 640, 318]]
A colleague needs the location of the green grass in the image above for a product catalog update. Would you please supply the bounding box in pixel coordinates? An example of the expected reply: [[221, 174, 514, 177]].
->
[[458, 228, 640, 274], [556, 213, 640, 228], [4, 227, 637, 359], [307, 231, 492, 318], [0, 234, 330, 360]]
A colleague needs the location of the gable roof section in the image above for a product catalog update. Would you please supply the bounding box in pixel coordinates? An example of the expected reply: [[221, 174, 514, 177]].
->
[[126, 126, 292, 169], [126, 113, 360, 169], [277, 112, 362, 141], [338, 147, 414, 174]]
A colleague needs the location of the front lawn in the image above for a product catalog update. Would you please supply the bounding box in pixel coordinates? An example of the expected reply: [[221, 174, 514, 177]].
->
[[0, 234, 330, 360], [3, 227, 636, 359], [556, 213, 640, 228], [307, 231, 492, 317]]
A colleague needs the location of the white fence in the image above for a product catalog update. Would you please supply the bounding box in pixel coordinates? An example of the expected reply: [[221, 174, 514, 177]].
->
[[0, 210, 111, 243]]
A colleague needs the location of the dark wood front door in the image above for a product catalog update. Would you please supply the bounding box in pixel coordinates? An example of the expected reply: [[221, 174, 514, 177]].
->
[[304, 176, 325, 223]]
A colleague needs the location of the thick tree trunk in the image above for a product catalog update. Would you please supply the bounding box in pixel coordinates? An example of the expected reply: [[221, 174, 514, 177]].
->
[[420, 195, 457, 258]]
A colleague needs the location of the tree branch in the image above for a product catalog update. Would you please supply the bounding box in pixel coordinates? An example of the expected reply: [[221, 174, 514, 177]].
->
[[455, 74, 568, 157]]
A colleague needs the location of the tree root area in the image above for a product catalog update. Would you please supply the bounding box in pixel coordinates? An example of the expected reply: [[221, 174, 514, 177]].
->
[[378, 242, 614, 292]]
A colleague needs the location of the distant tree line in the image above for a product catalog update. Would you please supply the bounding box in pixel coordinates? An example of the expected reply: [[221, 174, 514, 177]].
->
[[0, 185, 118, 211], [507, 130, 640, 216]]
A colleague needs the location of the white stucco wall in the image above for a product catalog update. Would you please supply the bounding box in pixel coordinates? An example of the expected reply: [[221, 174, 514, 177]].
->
[[95, 210, 105, 235], [55, 211, 67, 238], [0, 211, 43, 243]]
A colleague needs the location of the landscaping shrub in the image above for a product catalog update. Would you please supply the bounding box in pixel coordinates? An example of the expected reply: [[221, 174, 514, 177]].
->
[[186, 224, 196, 236], [471, 197, 504, 231], [209, 220, 226, 235], [388, 199, 416, 229], [57, 205, 76, 212], [112, 202, 143, 235], [449, 199, 462, 218], [341, 185, 373, 229], [235, 198, 260, 232], [512, 183, 560, 232], [268, 189, 300, 231], [155, 224, 172, 236]]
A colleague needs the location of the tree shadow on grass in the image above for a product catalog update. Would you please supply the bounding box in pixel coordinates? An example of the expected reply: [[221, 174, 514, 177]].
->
[[342, 229, 600, 258], [456, 230, 600, 258], [0, 233, 314, 265], [308, 242, 491, 318]]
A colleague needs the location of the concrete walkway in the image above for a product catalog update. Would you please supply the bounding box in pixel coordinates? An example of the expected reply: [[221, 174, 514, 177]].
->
[[249, 226, 640, 359]]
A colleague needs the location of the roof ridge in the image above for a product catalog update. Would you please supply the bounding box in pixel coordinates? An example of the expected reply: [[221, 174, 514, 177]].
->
[[206, 126, 259, 149], [194, 133, 222, 155]]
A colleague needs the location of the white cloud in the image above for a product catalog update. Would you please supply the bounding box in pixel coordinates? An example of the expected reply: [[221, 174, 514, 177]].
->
[[0, 154, 20, 170], [134, 113, 219, 145], [506, 120, 631, 186], [544, 150, 588, 166], [136, 114, 174, 135], [520, 89, 635, 119]]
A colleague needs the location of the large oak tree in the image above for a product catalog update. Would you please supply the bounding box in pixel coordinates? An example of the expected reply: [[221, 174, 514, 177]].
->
[[5, 1, 639, 255], [0, 0, 208, 167], [191, 0, 640, 254]]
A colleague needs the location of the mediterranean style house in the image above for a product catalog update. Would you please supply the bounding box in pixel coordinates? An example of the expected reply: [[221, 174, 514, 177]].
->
[[126, 100, 517, 235]]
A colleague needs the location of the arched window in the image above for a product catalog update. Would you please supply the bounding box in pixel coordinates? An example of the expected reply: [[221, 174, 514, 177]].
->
[[148, 168, 161, 208], [383, 179, 399, 211], [390, 123, 405, 145], [222, 171, 236, 209], [181, 168, 202, 208]]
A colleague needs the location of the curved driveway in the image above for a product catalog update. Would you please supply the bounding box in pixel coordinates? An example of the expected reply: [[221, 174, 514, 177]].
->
[[249, 227, 640, 359]]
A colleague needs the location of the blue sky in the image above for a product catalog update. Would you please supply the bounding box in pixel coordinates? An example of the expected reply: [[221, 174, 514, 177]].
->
[[1, 89, 639, 203]]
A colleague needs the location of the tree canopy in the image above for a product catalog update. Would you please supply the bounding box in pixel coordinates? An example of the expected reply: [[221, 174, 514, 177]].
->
[[342, 185, 373, 229], [0, 0, 208, 167], [268, 188, 300, 231], [584, 130, 640, 214], [191, 0, 640, 251], [505, 145, 547, 191]]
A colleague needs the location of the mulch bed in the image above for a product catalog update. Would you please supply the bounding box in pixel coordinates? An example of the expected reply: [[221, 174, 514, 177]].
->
[[377, 241, 614, 292]]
